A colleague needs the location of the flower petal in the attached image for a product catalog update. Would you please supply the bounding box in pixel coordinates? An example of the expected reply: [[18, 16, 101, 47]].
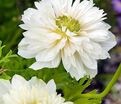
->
[[47, 79, 56, 94], [11, 75, 29, 89], [79, 48, 97, 69], [101, 32, 117, 51], [84, 66, 98, 78], [30, 54, 61, 70], [29, 77, 46, 88], [0, 79, 11, 96], [86, 30, 110, 42], [18, 38, 39, 58], [62, 51, 86, 80], [35, 38, 66, 62], [22, 8, 37, 24]]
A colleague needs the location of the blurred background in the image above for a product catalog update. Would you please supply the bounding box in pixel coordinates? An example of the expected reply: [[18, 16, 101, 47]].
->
[[0, 0, 121, 104]]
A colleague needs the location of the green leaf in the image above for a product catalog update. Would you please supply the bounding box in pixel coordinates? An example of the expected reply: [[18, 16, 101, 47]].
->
[[74, 90, 102, 104], [0, 42, 17, 65]]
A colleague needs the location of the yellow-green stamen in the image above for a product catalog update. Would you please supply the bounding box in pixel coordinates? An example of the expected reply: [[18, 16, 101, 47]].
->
[[56, 16, 81, 32]]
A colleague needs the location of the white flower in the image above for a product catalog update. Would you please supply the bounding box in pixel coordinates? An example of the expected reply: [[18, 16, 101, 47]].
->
[[0, 75, 73, 104], [18, 0, 116, 80]]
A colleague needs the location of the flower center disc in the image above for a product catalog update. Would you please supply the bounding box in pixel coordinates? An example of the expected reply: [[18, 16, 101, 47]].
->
[[56, 16, 81, 32]]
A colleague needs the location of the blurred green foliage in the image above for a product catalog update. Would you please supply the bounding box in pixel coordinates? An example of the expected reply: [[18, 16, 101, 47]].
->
[[0, 0, 36, 54], [0, 0, 20, 53]]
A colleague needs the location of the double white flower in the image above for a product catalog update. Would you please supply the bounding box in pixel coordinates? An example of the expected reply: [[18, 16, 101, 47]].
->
[[0, 75, 73, 104], [18, 0, 116, 80]]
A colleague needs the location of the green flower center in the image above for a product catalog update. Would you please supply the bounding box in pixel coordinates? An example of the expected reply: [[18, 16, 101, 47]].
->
[[56, 16, 81, 32]]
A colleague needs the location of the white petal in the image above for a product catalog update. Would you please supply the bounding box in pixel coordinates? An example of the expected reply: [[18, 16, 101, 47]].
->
[[84, 66, 97, 78], [34, 0, 55, 19], [61, 53, 80, 80], [30, 54, 61, 70], [23, 29, 61, 41], [64, 102, 73, 104], [0, 79, 11, 96], [21, 2, 56, 30], [72, 0, 80, 9], [70, 0, 94, 19], [36, 38, 66, 62], [29, 77, 46, 87], [28, 13, 56, 30], [11, 75, 29, 89], [18, 38, 39, 58], [84, 22, 111, 31], [50, 0, 62, 16], [63, 42, 76, 56], [19, 24, 30, 30], [47, 79, 56, 94], [22, 8, 37, 24], [18, 32, 61, 59], [79, 48, 97, 69], [50, 0, 73, 16], [62, 51, 86, 80], [101, 32, 117, 51], [18, 49, 37, 59], [79, 7, 106, 26], [68, 65, 84, 80], [0, 99, 4, 104], [86, 30, 110, 42], [63, 0, 73, 13], [70, 36, 89, 45], [83, 41, 109, 59]]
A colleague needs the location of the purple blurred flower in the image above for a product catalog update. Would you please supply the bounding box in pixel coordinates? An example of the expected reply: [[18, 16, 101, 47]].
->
[[112, 0, 121, 13]]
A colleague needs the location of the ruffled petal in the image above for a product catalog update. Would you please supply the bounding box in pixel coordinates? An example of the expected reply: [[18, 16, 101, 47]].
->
[[30, 54, 61, 70], [29, 77, 46, 88], [62, 51, 86, 80], [86, 30, 110, 42], [11, 75, 29, 89], [0, 79, 11, 96], [79, 48, 97, 70], [101, 32, 117, 51], [35, 38, 66, 62], [46, 79, 56, 94]]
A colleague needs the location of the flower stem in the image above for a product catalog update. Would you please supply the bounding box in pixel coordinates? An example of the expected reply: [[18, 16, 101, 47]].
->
[[80, 64, 121, 98]]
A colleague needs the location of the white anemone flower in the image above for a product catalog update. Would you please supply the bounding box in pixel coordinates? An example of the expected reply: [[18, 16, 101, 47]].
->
[[0, 75, 73, 104], [18, 0, 116, 80]]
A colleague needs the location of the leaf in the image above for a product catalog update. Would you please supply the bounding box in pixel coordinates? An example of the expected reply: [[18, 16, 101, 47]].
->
[[74, 90, 102, 104], [0, 73, 11, 80], [74, 98, 102, 104], [0, 42, 17, 65]]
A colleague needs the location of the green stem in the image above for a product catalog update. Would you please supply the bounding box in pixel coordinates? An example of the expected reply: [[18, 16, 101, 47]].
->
[[80, 64, 121, 98]]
